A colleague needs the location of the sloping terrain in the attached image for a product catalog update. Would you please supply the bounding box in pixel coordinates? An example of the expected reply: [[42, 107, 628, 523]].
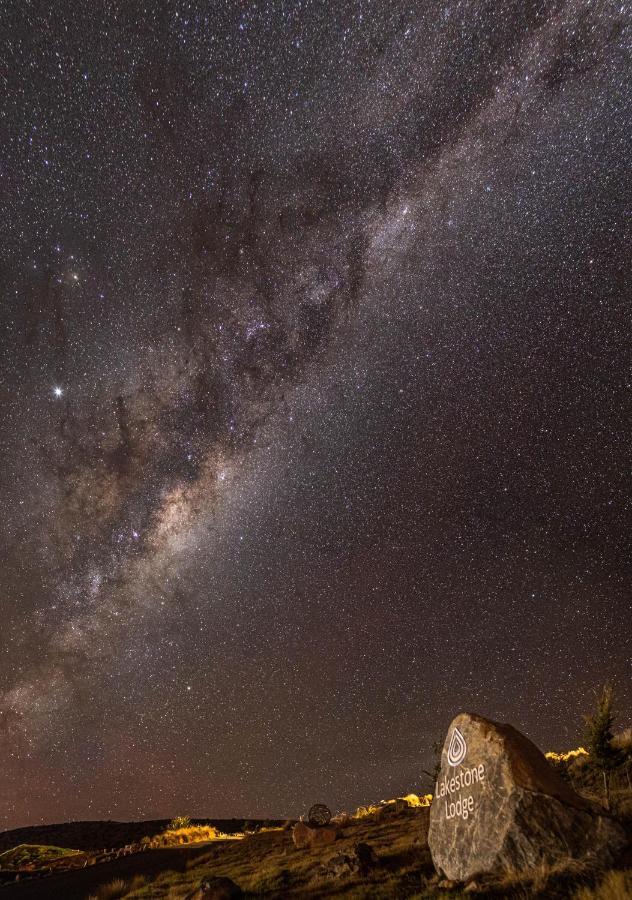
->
[[4, 806, 630, 900], [0, 844, 80, 869], [0, 820, 280, 854]]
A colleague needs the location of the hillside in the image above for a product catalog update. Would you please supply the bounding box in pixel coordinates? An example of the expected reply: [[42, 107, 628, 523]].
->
[[0, 844, 80, 869], [1, 741, 630, 899], [0, 819, 281, 855], [2, 805, 630, 900]]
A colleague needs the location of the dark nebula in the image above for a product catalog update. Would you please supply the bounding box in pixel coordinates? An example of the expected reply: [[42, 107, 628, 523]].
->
[[0, 0, 630, 829]]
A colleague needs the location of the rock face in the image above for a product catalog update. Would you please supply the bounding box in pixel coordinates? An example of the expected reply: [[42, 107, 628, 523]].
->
[[428, 712, 627, 882]]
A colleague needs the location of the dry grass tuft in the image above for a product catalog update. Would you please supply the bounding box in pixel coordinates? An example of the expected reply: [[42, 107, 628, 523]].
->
[[154, 825, 242, 847], [87, 874, 148, 899], [477, 856, 596, 897], [573, 870, 632, 900], [87, 877, 129, 899]]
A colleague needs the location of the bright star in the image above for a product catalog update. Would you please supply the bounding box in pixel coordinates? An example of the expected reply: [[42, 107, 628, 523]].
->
[[53, 386, 63, 398]]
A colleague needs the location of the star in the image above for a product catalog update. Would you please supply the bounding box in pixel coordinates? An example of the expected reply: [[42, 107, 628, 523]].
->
[[0, 0, 629, 837]]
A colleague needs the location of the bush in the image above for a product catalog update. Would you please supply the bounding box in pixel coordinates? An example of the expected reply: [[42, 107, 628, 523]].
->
[[167, 815, 191, 830], [584, 682, 624, 809]]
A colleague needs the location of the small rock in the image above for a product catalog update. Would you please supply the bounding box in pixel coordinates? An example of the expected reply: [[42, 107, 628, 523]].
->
[[292, 821, 338, 851], [320, 852, 357, 878], [464, 881, 483, 893], [187, 876, 243, 900], [355, 841, 379, 875], [438, 879, 458, 890]]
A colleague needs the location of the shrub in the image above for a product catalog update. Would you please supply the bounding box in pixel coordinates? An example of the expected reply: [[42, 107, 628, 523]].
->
[[584, 682, 624, 809], [167, 815, 191, 830]]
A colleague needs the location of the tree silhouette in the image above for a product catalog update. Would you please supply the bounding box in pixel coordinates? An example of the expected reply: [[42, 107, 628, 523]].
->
[[584, 682, 623, 810]]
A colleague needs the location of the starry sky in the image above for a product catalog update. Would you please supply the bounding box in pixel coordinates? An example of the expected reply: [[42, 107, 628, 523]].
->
[[1, 0, 631, 831]]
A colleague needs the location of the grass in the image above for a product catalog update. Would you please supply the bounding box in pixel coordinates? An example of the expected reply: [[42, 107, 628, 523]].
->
[[108, 792, 632, 899], [88, 875, 148, 899], [152, 824, 244, 847], [0, 842, 81, 869], [573, 870, 632, 899], [121, 809, 437, 898]]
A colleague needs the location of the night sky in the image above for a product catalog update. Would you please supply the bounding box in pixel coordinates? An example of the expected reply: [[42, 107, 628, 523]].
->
[[1, 0, 631, 831]]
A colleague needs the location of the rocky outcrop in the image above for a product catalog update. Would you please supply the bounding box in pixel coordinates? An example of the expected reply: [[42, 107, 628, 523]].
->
[[428, 712, 627, 883], [314, 841, 379, 880]]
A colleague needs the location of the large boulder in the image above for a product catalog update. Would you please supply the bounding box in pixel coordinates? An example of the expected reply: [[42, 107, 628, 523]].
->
[[307, 825, 338, 849], [292, 821, 338, 851], [428, 712, 627, 883], [292, 821, 311, 849]]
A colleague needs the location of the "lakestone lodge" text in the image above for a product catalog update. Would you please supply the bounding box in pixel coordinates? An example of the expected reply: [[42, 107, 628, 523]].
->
[[435, 763, 486, 821]]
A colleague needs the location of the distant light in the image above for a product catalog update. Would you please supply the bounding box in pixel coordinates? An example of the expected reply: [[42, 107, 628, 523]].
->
[[53, 386, 63, 398]]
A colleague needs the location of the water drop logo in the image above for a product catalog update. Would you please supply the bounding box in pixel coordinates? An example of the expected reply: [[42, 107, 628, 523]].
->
[[447, 726, 467, 767]]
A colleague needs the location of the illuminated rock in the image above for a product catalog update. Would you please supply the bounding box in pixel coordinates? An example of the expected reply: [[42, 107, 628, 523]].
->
[[428, 712, 627, 883], [292, 821, 312, 849], [306, 824, 338, 849], [292, 820, 338, 851]]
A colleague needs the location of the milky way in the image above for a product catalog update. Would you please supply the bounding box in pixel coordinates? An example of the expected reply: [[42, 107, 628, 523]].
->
[[0, 0, 631, 829]]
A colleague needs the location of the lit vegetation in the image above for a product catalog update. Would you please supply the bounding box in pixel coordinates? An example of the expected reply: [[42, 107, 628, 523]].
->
[[546, 747, 589, 763], [155, 823, 243, 847], [573, 870, 632, 900], [167, 816, 191, 831], [352, 793, 432, 820], [398, 792, 433, 808], [0, 843, 81, 869], [87, 875, 147, 900]]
